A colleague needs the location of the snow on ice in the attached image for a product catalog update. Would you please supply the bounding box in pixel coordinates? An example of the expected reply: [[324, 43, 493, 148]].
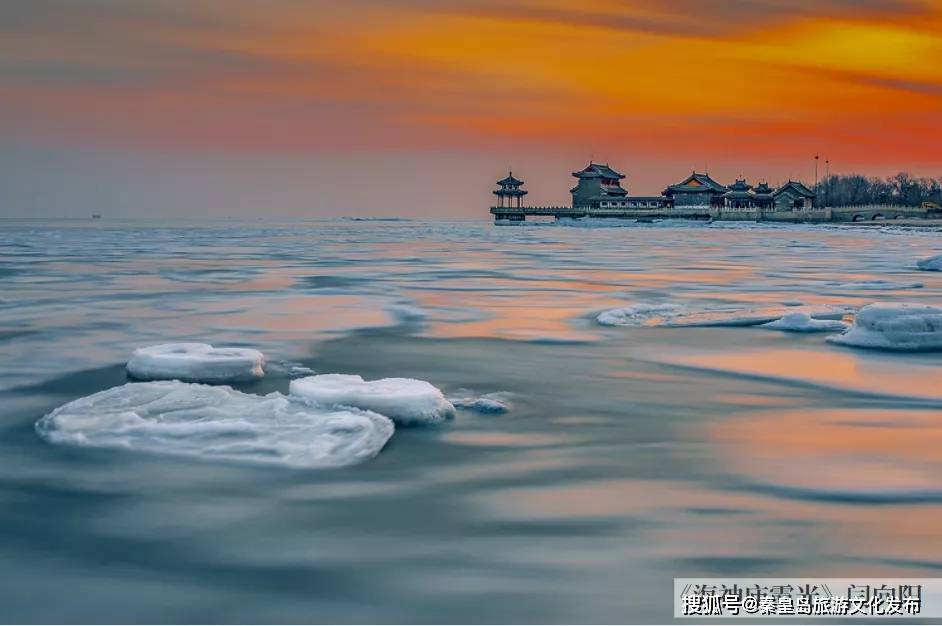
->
[[290, 374, 455, 425], [761, 312, 849, 332], [36, 381, 394, 468], [597, 302, 849, 328], [127, 343, 265, 383], [827, 303, 942, 351]]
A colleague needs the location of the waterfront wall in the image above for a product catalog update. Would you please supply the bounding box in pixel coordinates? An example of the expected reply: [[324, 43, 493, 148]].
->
[[707, 207, 832, 222], [491, 204, 934, 224], [828, 205, 935, 222]]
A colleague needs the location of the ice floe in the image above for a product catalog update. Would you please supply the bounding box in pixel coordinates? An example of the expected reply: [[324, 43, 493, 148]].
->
[[760, 312, 849, 333], [127, 343, 265, 383], [917, 255, 942, 271], [824, 279, 923, 290], [385, 303, 429, 323], [597, 302, 849, 328], [827, 303, 942, 351], [289, 374, 455, 425], [449, 392, 511, 414], [35, 382, 394, 468], [596, 303, 683, 327]]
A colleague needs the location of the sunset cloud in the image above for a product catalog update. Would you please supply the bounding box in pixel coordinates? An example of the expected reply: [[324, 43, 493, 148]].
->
[[2, 0, 941, 216]]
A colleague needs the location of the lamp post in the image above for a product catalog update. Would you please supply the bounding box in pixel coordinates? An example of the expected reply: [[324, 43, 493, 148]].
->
[[814, 154, 819, 208], [824, 159, 830, 207]]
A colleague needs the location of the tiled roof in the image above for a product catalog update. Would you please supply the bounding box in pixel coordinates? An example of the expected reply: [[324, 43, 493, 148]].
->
[[773, 180, 816, 197], [496, 172, 524, 186], [667, 171, 728, 193], [572, 162, 625, 179]]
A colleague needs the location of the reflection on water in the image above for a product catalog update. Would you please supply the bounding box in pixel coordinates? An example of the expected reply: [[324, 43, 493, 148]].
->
[[654, 345, 942, 402], [710, 408, 942, 501], [1, 218, 942, 622]]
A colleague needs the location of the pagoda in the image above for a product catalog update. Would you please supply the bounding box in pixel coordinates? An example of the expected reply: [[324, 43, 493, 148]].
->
[[722, 178, 756, 209], [493, 171, 528, 209], [570, 163, 628, 208], [664, 171, 728, 207], [752, 181, 775, 209], [773, 180, 817, 210]]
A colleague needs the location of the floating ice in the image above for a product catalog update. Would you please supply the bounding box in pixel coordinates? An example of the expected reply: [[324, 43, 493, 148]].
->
[[385, 303, 429, 324], [35, 382, 394, 468], [289, 374, 455, 425], [597, 302, 848, 328], [596, 303, 683, 326], [825, 279, 923, 290], [126, 343, 265, 383], [827, 303, 942, 351], [266, 360, 316, 377], [450, 392, 511, 414], [761, 312, 849, 333], [917, 255, 942, 271]]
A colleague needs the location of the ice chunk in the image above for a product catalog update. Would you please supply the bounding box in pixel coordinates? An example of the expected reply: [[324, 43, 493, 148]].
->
[[827, 303, 942, 351], [385, 303, 429, 323], [450, 392, 511, 414], [825, 279, 923, 290], [35, 382, 394, 468], [127, 343, 264, 383], [917, 255, 942, 271], [596, 303, 683, 326], [597, 302, 848, 328], [290, 374, 455, 425], [761, 312, 849, 332]]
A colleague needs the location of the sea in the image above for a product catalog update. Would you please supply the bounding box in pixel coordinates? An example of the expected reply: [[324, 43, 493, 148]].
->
[[1, 217, 941, 623]]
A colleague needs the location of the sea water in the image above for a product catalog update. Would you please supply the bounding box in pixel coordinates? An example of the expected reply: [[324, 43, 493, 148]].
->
[[1, 218, 941, 623]]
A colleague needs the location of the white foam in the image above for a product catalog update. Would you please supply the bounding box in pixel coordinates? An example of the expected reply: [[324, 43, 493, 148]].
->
[[597, 302, 849, 328], [35, 382, 394, 468], [827, 303, 942, 351], [289, 374, 455, 425], [761, 312, 849, 333], [917, 255, 942, 271], [127, 343, 264, 383]]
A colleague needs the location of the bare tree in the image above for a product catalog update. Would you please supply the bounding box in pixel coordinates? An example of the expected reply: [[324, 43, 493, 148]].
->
[[816, 172, 942, 206]]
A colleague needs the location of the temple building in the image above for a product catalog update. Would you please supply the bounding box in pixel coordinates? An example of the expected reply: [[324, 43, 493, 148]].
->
[[571, 163, 629, 208], [489, 161, 820, 222], [752, 182, 775, 209], [721, 178, 756, 209], [664, 172, 728, 207], [493, 171, 527, 209], [571, 162, 668, 209], [773, 180, 816, 210]]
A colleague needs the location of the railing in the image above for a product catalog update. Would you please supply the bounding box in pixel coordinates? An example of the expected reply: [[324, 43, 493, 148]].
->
[[491, 206, 582, 215]]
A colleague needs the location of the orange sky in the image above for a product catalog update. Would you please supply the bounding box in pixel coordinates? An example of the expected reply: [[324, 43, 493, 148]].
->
[[2, 0, 942, 216]]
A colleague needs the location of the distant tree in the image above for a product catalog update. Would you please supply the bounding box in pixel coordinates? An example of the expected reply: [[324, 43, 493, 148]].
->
[[816, 172, 942, 206]]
